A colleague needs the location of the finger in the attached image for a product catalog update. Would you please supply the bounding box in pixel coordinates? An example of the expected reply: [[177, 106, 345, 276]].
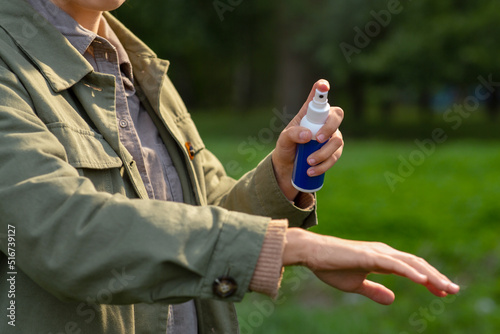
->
[[376, 253, 461, 297], [397, 253, 446, 280], [275, 126, 313, 165], [425, 281, 448, 297], [372, 253, 428, 286], [307, 130, 343, 166], [316, 107, 344, 143], [394, 253, 460, 295], [355, 280, 396, 305], [307, 151, 342, 177], [425, 277, 460, 296], [307, 132, 343, 176], [279, 126, 313, 148], [295, 79, 331, 121]]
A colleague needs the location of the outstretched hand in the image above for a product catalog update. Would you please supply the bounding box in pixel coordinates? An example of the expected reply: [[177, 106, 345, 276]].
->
[[283, 228, 460, 305], [272, 79, 344, 201]]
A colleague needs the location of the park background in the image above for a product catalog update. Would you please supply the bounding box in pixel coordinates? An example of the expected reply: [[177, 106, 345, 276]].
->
[[114, 1, 499, 333]]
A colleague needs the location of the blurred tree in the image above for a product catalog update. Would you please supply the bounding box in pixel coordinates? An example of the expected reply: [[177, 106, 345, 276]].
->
[[355, 0, 500, 118], [281, 0, 392, 121], [113, 0, 500, 121], [114, 0, 278, 110]]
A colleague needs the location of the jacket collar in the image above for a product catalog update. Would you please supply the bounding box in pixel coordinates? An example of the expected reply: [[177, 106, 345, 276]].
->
[[25, 0, 96, 57], [0, 0, 170, 96], [0, 0, 93, 92]]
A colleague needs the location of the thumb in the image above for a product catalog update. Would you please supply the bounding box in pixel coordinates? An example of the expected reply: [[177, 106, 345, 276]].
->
[[276, 126, 312, 157], [355, 280, 396, 305]]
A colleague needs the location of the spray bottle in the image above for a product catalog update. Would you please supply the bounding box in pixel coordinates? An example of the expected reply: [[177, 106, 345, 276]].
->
[[291, 88, 330, 193]]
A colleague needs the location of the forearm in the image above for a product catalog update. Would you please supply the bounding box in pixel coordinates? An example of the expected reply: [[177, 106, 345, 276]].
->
[[0, 92, 269, 305], [216, 153, 317, 228], [2, 177, 270, 304]]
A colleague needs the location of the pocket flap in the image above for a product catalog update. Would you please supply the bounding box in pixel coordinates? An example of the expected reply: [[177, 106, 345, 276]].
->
[[47, 123, 123, 169]]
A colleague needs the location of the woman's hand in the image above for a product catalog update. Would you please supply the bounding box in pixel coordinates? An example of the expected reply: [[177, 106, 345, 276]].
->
[[272, 79, 344, 201], [283, 228, 460, 305]]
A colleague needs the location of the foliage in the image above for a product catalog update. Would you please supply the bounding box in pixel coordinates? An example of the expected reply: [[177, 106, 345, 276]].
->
[[115, 0, 500, 118]]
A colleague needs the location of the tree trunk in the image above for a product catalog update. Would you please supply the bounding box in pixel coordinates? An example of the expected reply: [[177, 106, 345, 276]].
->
[[274, 3, 312, 122], [486, 91, 499, 120], [418, 86, 432, 123], [347, 72, 366, 123]]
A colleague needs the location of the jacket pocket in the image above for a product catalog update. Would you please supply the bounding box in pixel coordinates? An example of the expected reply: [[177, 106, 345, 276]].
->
[[46, 123, 124, 194], [46, 123, 122, 169]]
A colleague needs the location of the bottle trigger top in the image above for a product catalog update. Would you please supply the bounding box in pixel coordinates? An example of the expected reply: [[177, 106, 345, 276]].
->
[[314, 89, 328, 104], [306, 89, 330, 124]]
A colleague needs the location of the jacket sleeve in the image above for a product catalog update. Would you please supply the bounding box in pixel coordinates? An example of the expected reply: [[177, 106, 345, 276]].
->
[[0, 64, 269, 305], [201, 146, 317, 229], [141, 63, 317, 229]]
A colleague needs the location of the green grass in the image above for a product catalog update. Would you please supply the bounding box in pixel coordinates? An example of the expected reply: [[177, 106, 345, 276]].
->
[[192, 109, 500, 334]]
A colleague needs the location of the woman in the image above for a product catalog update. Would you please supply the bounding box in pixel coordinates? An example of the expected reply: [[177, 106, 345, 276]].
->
[[0, 0, 459, 333]]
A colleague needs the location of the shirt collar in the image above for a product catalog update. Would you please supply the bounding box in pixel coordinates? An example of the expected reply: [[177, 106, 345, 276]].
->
[[96, 16, 134, 82], [26, 0, 133, 80]]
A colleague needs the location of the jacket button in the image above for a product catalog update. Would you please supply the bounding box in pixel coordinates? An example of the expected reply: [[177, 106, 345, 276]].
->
[[119, 119, 129, 128], [213, 277, 237, 298]]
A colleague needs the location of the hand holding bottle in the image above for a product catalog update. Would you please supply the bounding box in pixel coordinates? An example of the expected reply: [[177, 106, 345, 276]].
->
[[272, 79, 344, 201]]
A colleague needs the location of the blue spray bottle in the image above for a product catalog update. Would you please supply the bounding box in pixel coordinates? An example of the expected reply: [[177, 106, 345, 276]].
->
[[291, 88, 330, 193]]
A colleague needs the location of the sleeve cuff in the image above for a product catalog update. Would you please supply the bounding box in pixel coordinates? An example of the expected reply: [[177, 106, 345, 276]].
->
[[248, 219, 288, 299], [292, 192, 315, 210], [254, 153, 317, 228]]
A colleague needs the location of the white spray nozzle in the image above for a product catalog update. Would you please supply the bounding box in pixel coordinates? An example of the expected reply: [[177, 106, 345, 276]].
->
[[313, 89, 328, 105], [306, 89, 330, 124]]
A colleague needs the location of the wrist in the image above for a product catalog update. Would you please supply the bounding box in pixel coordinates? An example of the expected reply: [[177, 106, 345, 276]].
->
[[282, 228, 313, 266], [271, 152, 299, 202]]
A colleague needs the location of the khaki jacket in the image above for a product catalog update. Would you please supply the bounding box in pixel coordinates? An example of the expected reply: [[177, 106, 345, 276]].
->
[[0, 1, 316, 333]]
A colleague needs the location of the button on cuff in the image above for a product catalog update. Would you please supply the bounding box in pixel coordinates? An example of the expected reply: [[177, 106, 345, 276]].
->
[[213, 277, 238, 298]]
